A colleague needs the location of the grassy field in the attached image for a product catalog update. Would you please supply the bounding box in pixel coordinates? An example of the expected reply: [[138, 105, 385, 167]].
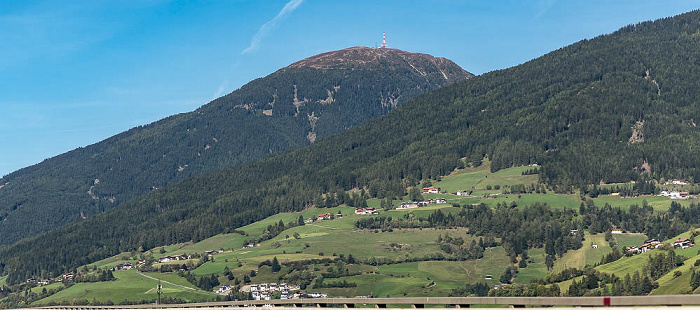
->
[[0, 276, 6, 287], [652, 255, 700, 295], [305, 247, 512, 298], [552, 233, 612, 273], [191, 225, 476, 276], [614, 233, 648, 249], [513, 248, 547, 284], [34, 269, 215, 305], [596, 230, 698, 278], [435, 162, 538, 196], [160, 207, 357, 257], [592, 195, 700, 212]]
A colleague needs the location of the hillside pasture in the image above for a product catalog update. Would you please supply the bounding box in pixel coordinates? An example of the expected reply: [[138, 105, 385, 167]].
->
[[34, 269, 215, 305], [552, 233, 612, 273], [652, 255, 700, 295]]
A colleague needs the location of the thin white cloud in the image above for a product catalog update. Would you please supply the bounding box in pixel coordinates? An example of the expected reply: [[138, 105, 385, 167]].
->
[[212, 79, 229, 99], [241, 0, 304, 55], [533, 0, 556, 20]]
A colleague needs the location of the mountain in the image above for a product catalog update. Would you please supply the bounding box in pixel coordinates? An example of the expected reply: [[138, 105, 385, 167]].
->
[[3, 10, 700, 284], [0, 47, 471, 247]]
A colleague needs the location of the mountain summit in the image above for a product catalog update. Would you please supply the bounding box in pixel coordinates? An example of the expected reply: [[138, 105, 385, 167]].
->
[[0, 47, 471, 246], [288, 46, 467, 83]]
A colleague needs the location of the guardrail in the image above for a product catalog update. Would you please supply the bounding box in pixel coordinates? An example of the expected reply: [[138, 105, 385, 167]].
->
[[35, 295, 700, 309]]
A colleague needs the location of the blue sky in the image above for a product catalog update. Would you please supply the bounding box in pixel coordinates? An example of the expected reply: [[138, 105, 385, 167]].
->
[[1, 0, 699, 177]]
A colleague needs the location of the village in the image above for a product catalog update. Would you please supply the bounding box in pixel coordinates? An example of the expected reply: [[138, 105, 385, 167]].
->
[[622, 234, 695, 255]]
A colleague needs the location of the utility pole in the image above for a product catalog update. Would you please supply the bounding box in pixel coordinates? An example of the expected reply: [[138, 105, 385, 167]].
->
[[157, 280, 163, 305]]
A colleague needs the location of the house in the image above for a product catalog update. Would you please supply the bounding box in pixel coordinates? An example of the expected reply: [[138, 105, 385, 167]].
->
[[626, 246, 640, 254], [171, 254, 185, 261], [216, 285, 232, 295], [423, 187, 441, 194], [659, 190, 670, 197], [671, 179, 687, 185], [591, 244, 598, 249], [398, 202, 419, 209], [355, 208, 378, 215], [570, 229, 579, 236], [673, 238, 695, 249], [456, 190, 469, 196], [646, 239, 662, 247], [668, 191, 690, 200], [250, 285, 259, 292], [317, 213, 332, 221], [433, 198, 447, 204], [484, 275, 493, 280], [38, 279, 51, 286], [159, 256, 172, 263], [138, 259, 146, 265], [305, 218, 314, 223], [205, 250, 221, 256], [336, 212, 343, 218], [112, 262, 134, 271], [611, 229, 623, 234]]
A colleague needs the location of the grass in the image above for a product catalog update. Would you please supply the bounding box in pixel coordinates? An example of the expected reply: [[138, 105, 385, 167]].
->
[[513, 248, 547, 284], [613, 233, 648, 249], [192, 226, 476, 277], [652, 255, 700, 295], [436, 161, 538, 195], [307, 247, 512, 298], [596, 229, 698, 279], [0, 276, 6, 287], [30, 283, 63, 294], [592, 195, 700, 212], [552, 233, 612, 273], [162, 207, 355, 255], [34, 269, 215, 305]]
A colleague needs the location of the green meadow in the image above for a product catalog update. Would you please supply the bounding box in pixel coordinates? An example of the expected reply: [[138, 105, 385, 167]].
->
[[512, 248, 547, 284], [34, 269, 215, 305], [435, 162, 538, 196], [552, 233, 612, 273], [652, 255, 700, 295]]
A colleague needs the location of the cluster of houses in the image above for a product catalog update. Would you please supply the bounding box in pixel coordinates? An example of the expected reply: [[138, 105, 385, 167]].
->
[[248, 283, 297, 300], [625, 238, 695, 254], [659, 190, 691, 200], [397, 198, 447, 210], [111, 262, 134, 271], [665, 179, 688, 186], [305, 211, 344, 223], [158, 254, 190, 263], [216, 285, 232, 295], [354, 207, 378, 215], [625, 239, 663, 254], [27, 273, 74, 286]]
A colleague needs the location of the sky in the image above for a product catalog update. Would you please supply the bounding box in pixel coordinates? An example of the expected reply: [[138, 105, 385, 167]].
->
[[1, 0, 699, 177]]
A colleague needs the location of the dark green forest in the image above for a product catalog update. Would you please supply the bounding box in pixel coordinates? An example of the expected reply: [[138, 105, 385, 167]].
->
[[2, 10, 700, 283], [0, 47, 470, 247]]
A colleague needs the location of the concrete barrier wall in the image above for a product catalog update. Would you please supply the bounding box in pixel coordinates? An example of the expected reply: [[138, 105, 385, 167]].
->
[[32, 295, 700, 309]]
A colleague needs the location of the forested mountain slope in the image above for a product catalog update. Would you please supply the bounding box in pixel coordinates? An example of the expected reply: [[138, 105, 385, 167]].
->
[[2, 10, 700, 283], [0, 47, 470, 247]]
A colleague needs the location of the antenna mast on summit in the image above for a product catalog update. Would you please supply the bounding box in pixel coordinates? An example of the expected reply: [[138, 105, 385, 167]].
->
[[381, 32, 387, 48]]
